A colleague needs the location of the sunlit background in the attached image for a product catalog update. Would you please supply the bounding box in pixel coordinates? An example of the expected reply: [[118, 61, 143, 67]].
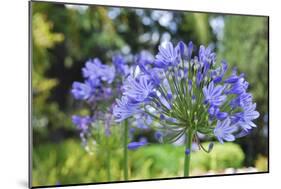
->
[[31, 1, 268, 187]]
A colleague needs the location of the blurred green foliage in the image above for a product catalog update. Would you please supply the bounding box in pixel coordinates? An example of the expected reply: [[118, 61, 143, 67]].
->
[[217, 16, 268, 115], [255, 155, 268, 172], [217, 16, 268, 165], [33, 140, 244, 186]]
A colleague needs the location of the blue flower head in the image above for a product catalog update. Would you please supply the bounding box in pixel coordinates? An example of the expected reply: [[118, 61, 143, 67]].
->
[[114, 40, 260, 148]]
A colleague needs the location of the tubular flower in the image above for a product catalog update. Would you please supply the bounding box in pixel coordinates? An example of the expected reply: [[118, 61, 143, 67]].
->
[[113, 96, 142, 122], [71, 81, 92, 100], [122, 75, 155, 102], [214, 118, 236, 143], [155, 42, 181, 68], [113, 54, 130, 77], [82, 58, 115, 84]]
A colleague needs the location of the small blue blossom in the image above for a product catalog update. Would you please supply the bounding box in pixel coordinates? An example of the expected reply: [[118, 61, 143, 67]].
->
[[159, 95, 172, 110], [113, 54, 130, 76], [196, 71, 203, 86], [72, 115, 92, 133], [148, 68, 165, 86], [123, 75, 155, 102], [211, 60, 228, 83], [214, 118, 236, 143], [226, 78, 249, 95], [230, 92, 253, 108], [203, 81, 226, 106], [199, 45, 216, 65], [177, 41, 193, 61], [134, 113, 152, 129], [187, 41, 194, 60], [71, 81, 92, 100], [154, 131, 163, 141], [82, 58, 115, 84], [208, 106, 228, 120], [177, 41, 186, 57], [127, 137, 148, 150], [224, 68, 244, 83], [235, 128, 252, 138], [185, 148, 190, 155], [236, 103, 260, 130], [155, 42, 180, 68], [135, 50, 154, 68], [113, 96, 142, 122]]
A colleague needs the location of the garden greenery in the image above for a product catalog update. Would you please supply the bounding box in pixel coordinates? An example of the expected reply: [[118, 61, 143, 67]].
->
[[71, 40, 259, 178]]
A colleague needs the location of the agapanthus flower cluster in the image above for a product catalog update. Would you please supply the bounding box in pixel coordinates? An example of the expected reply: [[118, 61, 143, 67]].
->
[[71, 55, 131, 148], [113, 41, 259, 147], [71, 53, 156, 150]]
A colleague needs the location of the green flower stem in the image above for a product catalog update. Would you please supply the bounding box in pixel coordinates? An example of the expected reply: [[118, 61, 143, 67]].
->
[[184, 129, 194, 177], [105, 136, 111, 181], [123, 119, 129, 180], [106, 147, 111, 181]]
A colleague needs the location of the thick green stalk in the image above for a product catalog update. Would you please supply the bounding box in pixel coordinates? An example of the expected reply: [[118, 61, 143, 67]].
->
[[123, 119, 129, 180], [106, 147, 111, 181], [105, 136, 111, 181], [184, 129, 194, 177]]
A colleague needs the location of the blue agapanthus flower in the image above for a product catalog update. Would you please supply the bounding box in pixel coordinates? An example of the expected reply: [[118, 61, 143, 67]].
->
[[234, 103, 260, 131], [71, 81, 92, 100], [71, 58, 119, 104], [135, 50, 154, 68], [72, 53, 163, 152], [72, 115, 92, 133], [155, 42, 181, 68], [122, 75, 155, 102], [71, 55, 131, 148], [113, 96, 142, 122], [72, 115, 92, 145], [113, 54, 130, 76], [203, 81, 226, 106], [213, 118, 236, 143], [82, 58, 115, 84], [113, 41, 260, 146], [134, 112, 153, 129]]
